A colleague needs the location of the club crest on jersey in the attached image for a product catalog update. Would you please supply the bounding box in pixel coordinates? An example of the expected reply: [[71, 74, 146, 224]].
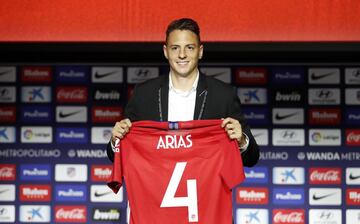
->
[[157, 135, 192, 149]]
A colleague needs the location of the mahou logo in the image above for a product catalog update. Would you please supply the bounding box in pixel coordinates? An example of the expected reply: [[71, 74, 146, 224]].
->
[[21, 66, 52, 83], [0, 106, 16, 123], [346, 129, 360, 146], [91, 165, 112, 182], [346, 189, 360, 205], [273, 209, 305, 224], [0, 164, 16, 181], [235, 67, 267, 85], [19, 185, 51, 201], [309, 168, 341, 185], [55, 206, 87, 223], [308, 109, 341, 125], [92, 106, 123, 123], [236, 187, 268, 204], [56, 86, 87, 103]]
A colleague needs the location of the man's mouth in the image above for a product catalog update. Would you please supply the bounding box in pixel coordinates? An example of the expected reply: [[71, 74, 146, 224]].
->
[[177, 61, 189, 66]]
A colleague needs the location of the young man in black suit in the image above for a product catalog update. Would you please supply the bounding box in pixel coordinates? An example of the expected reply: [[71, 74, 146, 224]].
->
[[107, 18, 259, 167]]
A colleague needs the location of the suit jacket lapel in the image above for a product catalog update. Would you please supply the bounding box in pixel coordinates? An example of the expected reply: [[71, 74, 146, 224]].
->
[[159, 75, 169, 121], [193, 74, 207, 120]]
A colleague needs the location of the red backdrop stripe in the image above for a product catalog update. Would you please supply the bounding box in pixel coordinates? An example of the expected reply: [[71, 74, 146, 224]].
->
[[0, 0, 360, 42]]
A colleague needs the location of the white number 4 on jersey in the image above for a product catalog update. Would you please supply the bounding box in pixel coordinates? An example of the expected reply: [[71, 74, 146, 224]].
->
[[160, 162, 199, 222]]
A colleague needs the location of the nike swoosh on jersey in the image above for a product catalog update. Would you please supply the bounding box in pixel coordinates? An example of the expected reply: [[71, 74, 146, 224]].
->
[[59, 110, 83, 118], [275, 112, 299, 120], [312, 193, 335, 200], [349, 173, 360, 180], [311, 72, 335, 80], [94, 71, 119, 79], [0, 70, 11, 76], [94, 191, 112, 197]]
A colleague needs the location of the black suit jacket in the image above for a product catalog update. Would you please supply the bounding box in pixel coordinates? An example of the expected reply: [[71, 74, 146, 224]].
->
[[106, 73, 259, 167]]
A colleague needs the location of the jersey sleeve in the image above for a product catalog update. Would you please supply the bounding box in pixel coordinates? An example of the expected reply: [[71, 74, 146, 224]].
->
[[220, 140, 245, 190], [107, 140, 123, 194]]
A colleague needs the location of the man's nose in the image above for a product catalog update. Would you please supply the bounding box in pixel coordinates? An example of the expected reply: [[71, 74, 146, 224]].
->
[[178, 48, 187, 59]]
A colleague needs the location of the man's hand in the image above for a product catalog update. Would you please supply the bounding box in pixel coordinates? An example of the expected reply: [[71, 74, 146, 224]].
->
[[221, 117, 246, 146], [111, 118, 132, 145]]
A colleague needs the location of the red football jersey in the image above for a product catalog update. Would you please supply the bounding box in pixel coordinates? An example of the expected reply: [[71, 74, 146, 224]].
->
[[108, 120, 245, 224]]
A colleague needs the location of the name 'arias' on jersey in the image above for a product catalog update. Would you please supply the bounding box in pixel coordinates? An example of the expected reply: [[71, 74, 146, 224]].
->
[[108, 120, 245, 224]]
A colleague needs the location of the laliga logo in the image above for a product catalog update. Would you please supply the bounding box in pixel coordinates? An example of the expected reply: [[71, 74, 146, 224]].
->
[[24, 129, 33, 140], [311, 132, 322, 142]]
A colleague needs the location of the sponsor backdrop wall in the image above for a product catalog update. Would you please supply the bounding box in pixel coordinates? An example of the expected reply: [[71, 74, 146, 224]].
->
[[0, 64, 360, 223]]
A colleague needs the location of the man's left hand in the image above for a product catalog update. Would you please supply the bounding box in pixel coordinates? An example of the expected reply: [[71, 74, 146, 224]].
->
[[221, 117, 245, 145]]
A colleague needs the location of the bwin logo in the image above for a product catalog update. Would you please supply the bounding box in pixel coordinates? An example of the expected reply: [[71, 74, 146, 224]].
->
[[281, 131, 296, 139], [316, 90, 333, 99], [135, 69, 150, 78], [244, 90, 260, 103]]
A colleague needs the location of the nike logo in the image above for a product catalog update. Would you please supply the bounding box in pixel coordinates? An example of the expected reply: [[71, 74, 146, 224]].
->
[[94, 71, 119, 79], [204, 71, 228, 77], [275, 112, 299, 120], [253, 133, 264, 138], [59, 110, 83, 118], [349, 173, 360, 180], [0, 70, 11, 76], [0, 189, 10, 194], [311, 72, 335, 80], [94, 190, 112, 197], [312, 193, 336, 200]]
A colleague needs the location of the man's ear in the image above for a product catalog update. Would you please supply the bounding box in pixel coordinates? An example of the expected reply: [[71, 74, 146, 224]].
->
[[199, 45, 204, 59], [163, 45, 168, 59]]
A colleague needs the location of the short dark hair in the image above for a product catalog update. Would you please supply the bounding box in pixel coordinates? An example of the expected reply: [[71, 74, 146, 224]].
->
[[165, 18, 201, 44]]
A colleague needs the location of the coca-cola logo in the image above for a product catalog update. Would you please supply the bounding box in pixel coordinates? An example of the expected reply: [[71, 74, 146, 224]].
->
[[55, 206, 87, 222], [56, 87, 87, 103], [347, 133, 360, 142], [273, 210, 304, 224], [310, 171, 340, 181], [346, 130, 360, 146]]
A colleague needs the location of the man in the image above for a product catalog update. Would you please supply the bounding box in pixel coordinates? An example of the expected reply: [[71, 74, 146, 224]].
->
[[107, 18, 259, 166]]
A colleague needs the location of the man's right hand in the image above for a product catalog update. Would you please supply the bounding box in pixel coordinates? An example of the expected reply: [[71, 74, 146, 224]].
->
[[111, 118, 132, 145]]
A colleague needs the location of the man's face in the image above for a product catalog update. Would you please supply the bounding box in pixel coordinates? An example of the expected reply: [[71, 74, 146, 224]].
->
[[163, 30, 203, 78]]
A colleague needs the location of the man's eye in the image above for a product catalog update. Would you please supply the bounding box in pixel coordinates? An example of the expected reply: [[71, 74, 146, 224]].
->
[[187, 46, 194, 50], [171, 47, 178, 50]]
